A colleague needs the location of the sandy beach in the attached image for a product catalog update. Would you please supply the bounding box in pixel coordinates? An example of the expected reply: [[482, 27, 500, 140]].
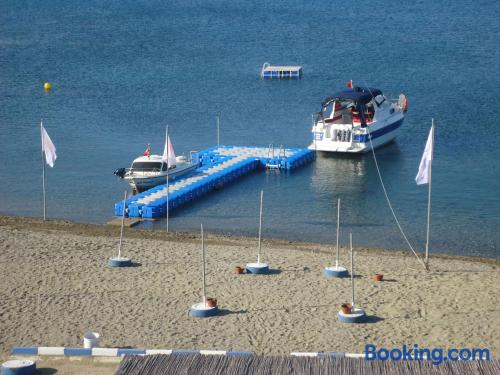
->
[[0, 215, 498, 360]]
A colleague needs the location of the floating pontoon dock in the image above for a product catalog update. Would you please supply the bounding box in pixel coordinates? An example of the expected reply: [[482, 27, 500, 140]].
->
[[261, 62, 302, 79], [115, 145, 314, 219]]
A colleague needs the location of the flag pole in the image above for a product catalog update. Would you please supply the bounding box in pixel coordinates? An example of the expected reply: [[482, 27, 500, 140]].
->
[[313, 114, 317, 154], [201, 224, 206, 307], [335, 198, 340, 268], [166, 125, 170, 233], [424, 119, 435, 270], [257, 190, 263, 264], [40, 121, 46, 221], [118, 190, 127, 259], [350, 232, 355, 309]]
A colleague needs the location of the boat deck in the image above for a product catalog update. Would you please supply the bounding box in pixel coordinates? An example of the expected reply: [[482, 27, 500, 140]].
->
[[115, 145, 314, 219]]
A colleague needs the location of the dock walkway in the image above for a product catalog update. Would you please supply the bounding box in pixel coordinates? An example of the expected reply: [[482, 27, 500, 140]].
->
[[115, 145, 314, 219]]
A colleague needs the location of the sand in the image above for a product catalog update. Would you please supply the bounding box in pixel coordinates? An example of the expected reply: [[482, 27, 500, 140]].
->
[[0, 215, 498, 359]]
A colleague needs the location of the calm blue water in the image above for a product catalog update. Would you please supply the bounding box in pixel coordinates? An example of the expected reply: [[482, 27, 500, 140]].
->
[[1, 0, 499, 258]]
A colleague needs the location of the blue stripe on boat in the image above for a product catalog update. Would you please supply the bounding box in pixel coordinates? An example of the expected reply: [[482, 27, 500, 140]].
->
[[353, 118, 403, 142]]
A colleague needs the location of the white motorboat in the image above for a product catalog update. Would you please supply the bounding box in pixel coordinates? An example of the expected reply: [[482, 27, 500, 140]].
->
[[308, 85, 407, 153], [114, 135, 198, 192]]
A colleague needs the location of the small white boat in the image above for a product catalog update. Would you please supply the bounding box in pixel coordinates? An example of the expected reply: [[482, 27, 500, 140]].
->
[[114, 135, 198, 192], [308, 85, 407, 153]]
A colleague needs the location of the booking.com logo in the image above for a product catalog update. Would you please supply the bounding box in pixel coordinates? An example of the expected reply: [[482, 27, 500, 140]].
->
[[365, 344, 490, 365]]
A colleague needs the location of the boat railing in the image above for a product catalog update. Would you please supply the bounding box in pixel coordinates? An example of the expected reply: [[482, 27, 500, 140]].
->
[[331, 127, 354, 143], [189, 150, 198, 163], [388, 95, 407, 112], [126, 167, 162, 174], [314, 111, 326, 126], [260, 62, 271, 78], [279, 144, 286, 158], [268, 143, 274, 158], [267, 144, 286, 158]]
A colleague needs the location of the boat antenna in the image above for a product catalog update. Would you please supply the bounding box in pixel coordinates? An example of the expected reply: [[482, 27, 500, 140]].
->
[[216, 113, 221, 148]]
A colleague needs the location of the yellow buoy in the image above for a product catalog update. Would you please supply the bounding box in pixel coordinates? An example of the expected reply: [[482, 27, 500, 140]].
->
[[44, 82, 52, 91]]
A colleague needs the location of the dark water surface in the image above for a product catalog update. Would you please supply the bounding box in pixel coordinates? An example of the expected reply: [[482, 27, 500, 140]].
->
[[1, 0, 499, 257]]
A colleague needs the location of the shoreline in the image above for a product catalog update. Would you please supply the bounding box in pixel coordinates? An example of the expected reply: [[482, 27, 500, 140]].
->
[[1, 215, 498, 266], [1, 214, 499, 358]]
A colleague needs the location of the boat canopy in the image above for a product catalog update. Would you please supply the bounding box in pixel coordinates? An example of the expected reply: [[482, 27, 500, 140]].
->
[[320, 87, 383, 127], [322, 87, 382, 107]]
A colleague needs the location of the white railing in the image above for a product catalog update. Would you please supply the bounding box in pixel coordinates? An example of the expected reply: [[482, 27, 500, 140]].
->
[[260, 62, 270, 78]]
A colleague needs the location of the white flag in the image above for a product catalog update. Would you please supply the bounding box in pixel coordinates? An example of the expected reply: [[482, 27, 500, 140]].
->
[[415, 125, 434, 185], [41, 122, 57, 168], [162, 132, 176, 168]]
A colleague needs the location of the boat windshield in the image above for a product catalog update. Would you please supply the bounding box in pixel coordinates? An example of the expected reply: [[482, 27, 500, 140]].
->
[[131, 162, 162, 172], [374, 94, 386, 106]]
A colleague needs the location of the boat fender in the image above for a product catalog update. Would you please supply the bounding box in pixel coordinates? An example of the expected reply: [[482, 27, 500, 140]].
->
[[399, 94, 408, 112]]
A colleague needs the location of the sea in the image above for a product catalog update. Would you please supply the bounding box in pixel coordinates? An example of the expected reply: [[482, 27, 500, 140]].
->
[[1, 0, 499, 258]]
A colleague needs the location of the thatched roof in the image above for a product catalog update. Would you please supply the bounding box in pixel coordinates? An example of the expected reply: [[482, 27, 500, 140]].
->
[[115, 354, 499, 375]]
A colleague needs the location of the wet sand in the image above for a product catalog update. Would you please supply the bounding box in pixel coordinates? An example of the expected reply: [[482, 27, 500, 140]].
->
[[0, 215, 498, 359]]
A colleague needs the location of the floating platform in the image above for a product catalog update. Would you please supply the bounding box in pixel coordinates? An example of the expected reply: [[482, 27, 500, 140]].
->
[[261, 62, 302, 79], [115, 145, 314, 219]]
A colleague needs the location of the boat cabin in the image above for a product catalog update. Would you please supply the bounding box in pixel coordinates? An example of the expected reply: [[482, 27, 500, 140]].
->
[[320, 87, 389, 128], [130, 155, 175, 173]]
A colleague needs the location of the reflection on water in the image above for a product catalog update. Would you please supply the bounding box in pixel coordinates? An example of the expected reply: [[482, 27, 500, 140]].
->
[[306, 142, 419, 248], [312, 141, 406, 204], [312, 152, 368, 195]]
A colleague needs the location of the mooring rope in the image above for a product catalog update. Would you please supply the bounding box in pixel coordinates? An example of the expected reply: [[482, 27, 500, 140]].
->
[[366, 127, 427, 270], [360, 86, 427, 270]]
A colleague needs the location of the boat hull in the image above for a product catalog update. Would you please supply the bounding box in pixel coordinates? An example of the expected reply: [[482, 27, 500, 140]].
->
[[124, 162, 198, 192], [308, 117, 404, 154]]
